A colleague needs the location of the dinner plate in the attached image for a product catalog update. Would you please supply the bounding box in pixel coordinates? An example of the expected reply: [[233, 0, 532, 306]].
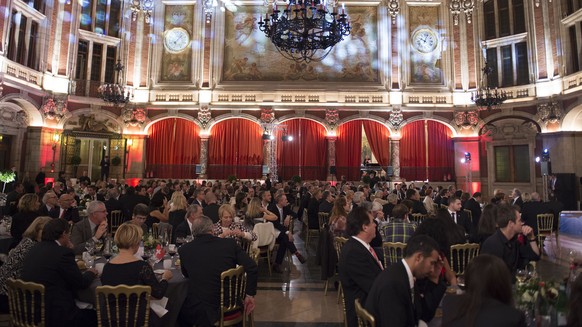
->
[[153, 269, 165, 275]]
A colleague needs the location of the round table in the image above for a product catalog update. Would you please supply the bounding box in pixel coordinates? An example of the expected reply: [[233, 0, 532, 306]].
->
[[76, 258, 188, 327]]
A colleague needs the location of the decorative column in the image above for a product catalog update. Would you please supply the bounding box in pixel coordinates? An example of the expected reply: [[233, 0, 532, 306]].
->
[[326, 136, 337, 181], [262, 140, 272, 178], [390, 135, 401, 181], [199, 136, 209, 179]]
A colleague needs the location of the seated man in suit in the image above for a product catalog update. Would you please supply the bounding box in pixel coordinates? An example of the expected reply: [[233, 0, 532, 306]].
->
[[21, 218, 98, 327], [57, 194, 81, 224], [266, 193, 305, 272], [447, 196, 473, 240], [365, 235, 441, 327], [318, 191, 334, 214], [202, 192, 220, 223], [464, 192, 482, 231], [175, 204, 202, 240], [178, 216, 258, 327], [338, 206, 384, 327], [104, 188, 123, 219], [70, 201, 108, 254], [39, 190, 60, 218], [382, 193, 398, 219], [4, 182, 24, 216], [406, 188, 428, 215]]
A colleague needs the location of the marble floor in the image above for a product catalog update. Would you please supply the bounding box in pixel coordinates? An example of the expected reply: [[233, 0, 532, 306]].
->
[[252, 222, 576, 327]]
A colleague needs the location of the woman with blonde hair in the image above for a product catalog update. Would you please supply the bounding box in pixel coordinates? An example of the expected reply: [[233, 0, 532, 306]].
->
[[10, 193, 41, 248], [244, 197, 277, 227], [0, 216, 52, 313], [329, 196, 350, 237], [168, 192, 188, 241], [212, 204, 256, 246]]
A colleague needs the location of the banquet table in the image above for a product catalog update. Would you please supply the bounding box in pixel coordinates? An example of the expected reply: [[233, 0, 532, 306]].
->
[[77, 258, 189, 327]]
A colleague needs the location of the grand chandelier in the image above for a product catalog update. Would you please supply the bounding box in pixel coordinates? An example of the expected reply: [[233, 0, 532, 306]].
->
[[471, 63, 508, 111], [258, 0, 351, 62], [130, 0, 154, 24], [98, 60, 132, 105]]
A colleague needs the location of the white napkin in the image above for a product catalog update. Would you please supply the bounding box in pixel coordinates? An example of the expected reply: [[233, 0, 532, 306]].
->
[[75, 299, 94, 310], [150, 297, 168, 317]]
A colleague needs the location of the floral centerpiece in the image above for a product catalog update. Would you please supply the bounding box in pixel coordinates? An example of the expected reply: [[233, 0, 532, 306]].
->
[[0, 170, 16, 193], [516, 277, 559, 324], [143, 232, 160, 251]]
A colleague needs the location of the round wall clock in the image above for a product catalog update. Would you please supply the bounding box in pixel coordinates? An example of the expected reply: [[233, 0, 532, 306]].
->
[[164, 27, 190, 53], [412, 28, 438, 54]]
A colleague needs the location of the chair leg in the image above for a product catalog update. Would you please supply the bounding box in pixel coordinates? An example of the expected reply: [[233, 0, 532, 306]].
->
[[324, 279, 328, 296], [337, 282, 343, 304], [267, 249, 272, 276]]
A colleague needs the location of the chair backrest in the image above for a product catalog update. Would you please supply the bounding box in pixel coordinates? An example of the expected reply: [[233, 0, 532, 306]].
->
[[355, 298, 375, 327], [218, 265, 246, 327], [317, 212, 329, 231], [95, 284, 151, 327], [333, 236, 349, 260], [6, 278, 45, 327], [449, 243, 480, 276], [382, 242, 407, 267], [250, 248, 260, 264], [252, 222, 275, 249], [152, 223, 173, 244], [109, 210, 124, 234], [440, 204, 448, 209], [240, 239, 254, 255], [433, 203, 439, 213], [537, 214, 554, 233], [410, 213, 426, 225], [463, 209, 473, 225]]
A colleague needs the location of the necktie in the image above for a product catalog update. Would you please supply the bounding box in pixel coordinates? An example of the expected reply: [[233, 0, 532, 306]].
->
[[60, 209, 65, 219], [451, 212, 457, 224], [369, 247, 384, 270]]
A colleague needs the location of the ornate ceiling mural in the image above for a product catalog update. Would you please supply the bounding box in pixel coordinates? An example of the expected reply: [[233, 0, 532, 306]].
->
[[223, 6, 379, 82]]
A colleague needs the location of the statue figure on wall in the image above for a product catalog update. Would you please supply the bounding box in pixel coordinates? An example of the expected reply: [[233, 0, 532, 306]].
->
[[78, 114, 109, 132]]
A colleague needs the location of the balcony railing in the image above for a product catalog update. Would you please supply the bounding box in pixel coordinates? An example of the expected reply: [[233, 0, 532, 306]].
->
[[1, 59, 43, 87], [70, 79, 102, 98]]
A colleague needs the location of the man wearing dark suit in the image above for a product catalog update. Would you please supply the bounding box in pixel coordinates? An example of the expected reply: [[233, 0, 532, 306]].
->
[[307, 191, 322, 229], [189, 189, 206, 207], [78, 170, 91, 185], [70, 201, 108, 254], [521, 192, 551, 235], [104, 188, 123, 219], [120, 186, 150, 220], [100, 155, 110, 181], [406, 188, 428, 215], [58, 194, 81, 224], [202, 192, 220, 223], [267, 193, 305, 272], [175, 204, 202, 240], [365, 235, 441, 327], [338, 206, 384, 327], [448, 196, 473, 239], [382, 193, 398, 219], [511, 188, 524, 210], [464, 192, 482, 231], [21, 218, 97, 327], [178, 216, 258, 327], [318, 191, 334, 214], [4, 182, 24, 216], [39, 191, 60, 218], [297, 186, 312, 221]]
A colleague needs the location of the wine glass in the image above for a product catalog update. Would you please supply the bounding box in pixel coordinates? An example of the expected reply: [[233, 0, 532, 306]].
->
[[176, 237, 184, 248], [141, 249, 152, 262], [168, 244, 177, 266], [103, 248, 112, 262], [85, 239, 95, 255], [516, 269, 528, 284]]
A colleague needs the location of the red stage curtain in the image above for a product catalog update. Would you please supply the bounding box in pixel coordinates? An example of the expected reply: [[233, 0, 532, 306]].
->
[[208, 119, 263, 179], [362, 120, 391, 167], [426, 120, 455, 181], [400, 120, 427, 181], [336, 120, 363, 181], [146, 118, 200, 178], [277, 119, 327, 180]]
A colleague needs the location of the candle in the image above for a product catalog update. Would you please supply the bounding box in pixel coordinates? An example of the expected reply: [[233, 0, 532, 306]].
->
[[342, 2, 345, 14]]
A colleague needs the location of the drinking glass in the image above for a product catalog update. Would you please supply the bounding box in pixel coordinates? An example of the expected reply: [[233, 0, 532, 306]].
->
[[516, 269, 528, 284], [85, 240, 95, 255]]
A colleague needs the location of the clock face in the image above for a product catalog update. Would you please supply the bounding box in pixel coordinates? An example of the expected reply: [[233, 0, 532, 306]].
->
[[412, 29, 438, 54], [164, 28, 190, 53]]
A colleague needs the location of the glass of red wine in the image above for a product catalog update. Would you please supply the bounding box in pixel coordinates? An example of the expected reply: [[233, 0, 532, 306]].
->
[[168, 244, 177, 266]]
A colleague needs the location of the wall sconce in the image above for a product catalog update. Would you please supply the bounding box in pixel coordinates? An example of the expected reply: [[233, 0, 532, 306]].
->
[[51, 132, 60, 172], [0, 134, 3, 142]]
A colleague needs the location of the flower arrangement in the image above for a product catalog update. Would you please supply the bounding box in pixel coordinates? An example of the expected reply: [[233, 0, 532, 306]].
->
[[143, 233, 160, 250], [516, 278, 559, 315], [0, 170, 16, 193]]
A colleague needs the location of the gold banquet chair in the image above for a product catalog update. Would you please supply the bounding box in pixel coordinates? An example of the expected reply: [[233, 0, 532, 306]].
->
[[334, 236, 349, 326], [355, 298, 375, 327], [95, 284, 152, 327], [449, 243, 480, 276], [537, 213, 555, 254], [410, 213, 427, 225], [463, 209, 473, 226], [382, 242, 407, 267], [109, 210, 124, 235], [6, 278, 45, 327], [216, 265, 247, 327], [252, 222, 276, 276], [152, 223, 173, 244]]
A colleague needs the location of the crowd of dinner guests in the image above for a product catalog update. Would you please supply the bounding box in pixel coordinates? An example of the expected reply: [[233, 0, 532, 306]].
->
[[0, 172, 580, 327]]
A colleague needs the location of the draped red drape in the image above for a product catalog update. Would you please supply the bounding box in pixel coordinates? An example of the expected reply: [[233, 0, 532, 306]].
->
[[362, 120, 391, 167], [146, 118, 200, 178], [400, 120, 427, 181], [400, 120, 454, 181], [426, 120, 455, 181], [335, 120, 363, 181], [208, 119, 263, 179], [277, 119, 327, 180]]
